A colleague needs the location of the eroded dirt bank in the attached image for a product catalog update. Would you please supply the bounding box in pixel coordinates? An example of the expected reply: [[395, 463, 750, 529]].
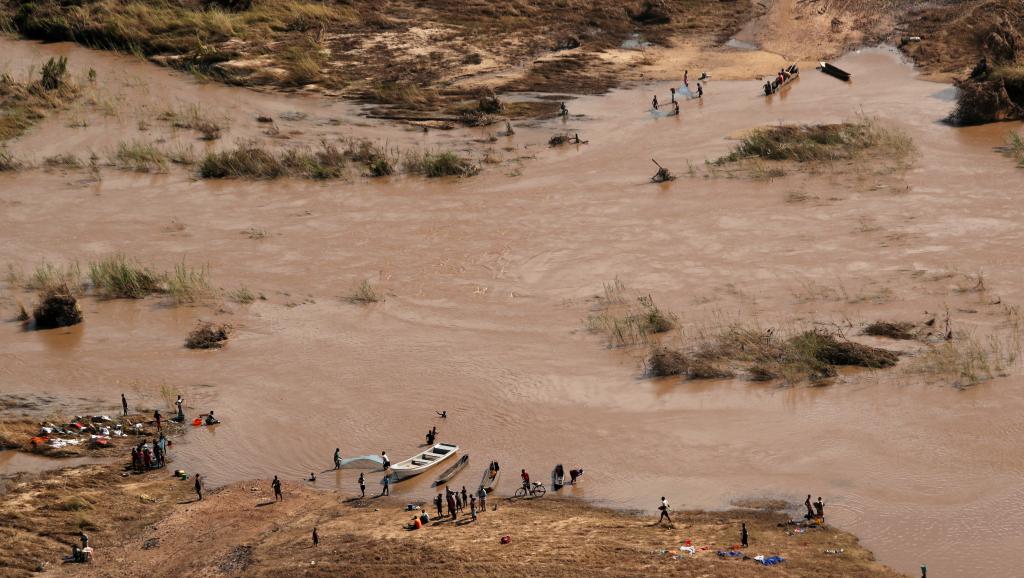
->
[[2, 36, 1024, 578]]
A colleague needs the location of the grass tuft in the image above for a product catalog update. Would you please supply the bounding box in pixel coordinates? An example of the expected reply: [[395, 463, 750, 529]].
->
[[716, 117, 914, 165], [346, 279, 383, 304], [112, 140, 168, 172], [402, 149, 479, 178], [88, 254, 163, 299], [166, 259, 211, 304], [185, 321, 231, 349]]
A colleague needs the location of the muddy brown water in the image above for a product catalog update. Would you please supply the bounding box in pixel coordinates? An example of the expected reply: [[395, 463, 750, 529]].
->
[[2, 39, 1024, 576]]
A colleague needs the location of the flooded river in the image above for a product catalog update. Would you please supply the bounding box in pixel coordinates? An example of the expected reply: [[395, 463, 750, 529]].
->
[[2, 38, 1023, 576]]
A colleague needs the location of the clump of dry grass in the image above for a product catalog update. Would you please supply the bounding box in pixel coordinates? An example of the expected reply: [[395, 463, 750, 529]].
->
[[648, 325, 899, 384], [909, 307, 1022, 388], [112, 140, 168, 172], [199, 140, 346, 179], [864, 321, 916, 340], [1, 56, 78, 142], [88, 254, 163, 299], [158, 103, 225, 140], [716, 117, 914, 168], [402, 149, 479, 178], [185, 321, 231, 349], [166, 259, 211, 304], [227, 287, 255, 304], [345, 138, 396, 177], [346, 279, 382, 304]]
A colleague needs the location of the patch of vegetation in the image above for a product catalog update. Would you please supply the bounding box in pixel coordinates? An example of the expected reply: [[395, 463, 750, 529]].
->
[[716, 118, 914, 165], [1003, 130, 1024, 166], [166, 260, 211, 304], [16, 261, 83, 293], [647, 326, 900, 384], [1, 56, 77, 141], [199, 141, 345, 179], [32, 284, 82, 329], [185, 321, 231, 349], [586, 281, 677, 348], [402, 149, 479, 178], [43, 153, 82, 168], [864, 321, 916, 340], [88, 254, 163, 299], [227, 287, 255, 304], [112, 140, 168, 172], [345, 279, 382, 304], [345, 139, 395, 177], [158, 103, 225, 140], [0, 148, 20, 171]]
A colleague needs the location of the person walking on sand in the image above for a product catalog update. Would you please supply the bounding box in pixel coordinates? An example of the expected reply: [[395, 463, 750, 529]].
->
[[153, 409, 162, 432], [358, 473, 366, 498], [194, 474, 203, 501], [805, 495, 814, 519], [121, 393, 129, 416], [435, 493, 444, 518], [312, 527, 319, 547], [741, 522, 749, 547], [381, 475, 390, 496], [272, 475, 283, 501], [334, 448, 342, 470], [658, 496, 672, 525]]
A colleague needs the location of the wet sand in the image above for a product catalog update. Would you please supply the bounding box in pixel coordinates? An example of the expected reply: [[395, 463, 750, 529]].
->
[[2, 39, 1024, 576]]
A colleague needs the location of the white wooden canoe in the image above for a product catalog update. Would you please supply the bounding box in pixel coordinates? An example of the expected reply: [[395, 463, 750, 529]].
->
[[389, 442, 458, 480]]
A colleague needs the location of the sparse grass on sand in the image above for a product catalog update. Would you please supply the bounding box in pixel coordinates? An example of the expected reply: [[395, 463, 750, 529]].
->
[[402, 149, 479, 178], [586, 280, 676, 348], [185, 321, 230, 349], [715, 117, 914, 167], [646, 325, 899, 384], [227, 286, 256, 304], [345, 279, 383, 304]]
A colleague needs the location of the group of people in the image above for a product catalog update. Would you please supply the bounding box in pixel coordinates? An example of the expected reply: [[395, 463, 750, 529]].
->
[[651, 70, 706, 117], [433, 484, 486, 523], [805, 494, 826, 521], [65, 531, 92, 564], [129, 435, 167, 473]]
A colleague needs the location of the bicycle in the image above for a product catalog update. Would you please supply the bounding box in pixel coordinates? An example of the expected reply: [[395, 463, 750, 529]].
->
[[513, 482, 546, 499]]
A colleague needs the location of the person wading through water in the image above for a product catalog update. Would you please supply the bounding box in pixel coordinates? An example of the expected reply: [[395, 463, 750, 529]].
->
[[658, 496, 672, 525]]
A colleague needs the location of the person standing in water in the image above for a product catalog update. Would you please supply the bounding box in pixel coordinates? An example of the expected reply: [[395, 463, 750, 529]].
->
[[658, 496, 672, 524], [670, 87, 676, 103], [194, 474, 203, 501], [333, 448, 342, 470], [805, 495, 814, 519], [651, 95, 659, 110], [683, 69, 689, 87], [175, 395, 185, 421]]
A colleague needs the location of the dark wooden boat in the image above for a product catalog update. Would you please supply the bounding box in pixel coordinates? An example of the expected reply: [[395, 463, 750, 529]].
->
[[820, 62, 851, 82], [433, 454, 469, 486], [763, 63, 799, 96]]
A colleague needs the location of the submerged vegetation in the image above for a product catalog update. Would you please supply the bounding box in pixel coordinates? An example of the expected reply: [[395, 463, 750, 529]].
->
[[186, 321, 231, 349], [8, 255, 213, 306], [402, 149, 480, 178], [1, 55, 78, 142], [716, 118, 914, 165], [646, 326, 899, 384], [199, 140, 346, 179], [586, 280, 676, 348], [31, 284, 82, 329]]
